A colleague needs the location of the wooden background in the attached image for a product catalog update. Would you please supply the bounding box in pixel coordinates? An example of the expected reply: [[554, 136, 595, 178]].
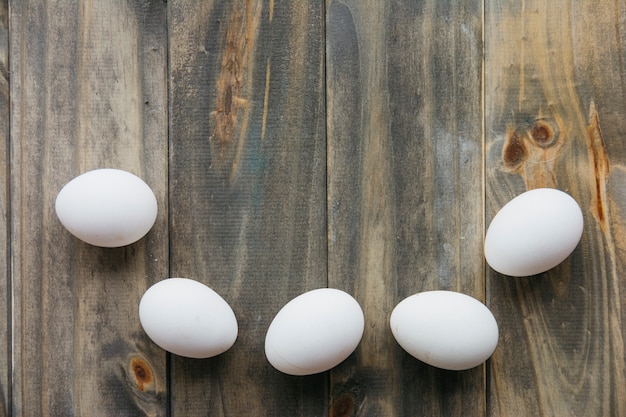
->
[[1, 0, 624, 416]]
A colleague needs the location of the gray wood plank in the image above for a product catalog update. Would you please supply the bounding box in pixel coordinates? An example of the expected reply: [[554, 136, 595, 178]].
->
[[485, 1, 626, 415], [168, 1, 327, 415], [9, 1, 168, 415], [327, 1, 485, 416], [0, 1, 7, 416]]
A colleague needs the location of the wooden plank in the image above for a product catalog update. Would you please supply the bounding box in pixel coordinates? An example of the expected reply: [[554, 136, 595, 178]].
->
[[485, 1, 626, 415], [9, 1, 168, 415], [168, 0, 326, 415], [0, 1, 7, 416], [327, 1, 485, 416]]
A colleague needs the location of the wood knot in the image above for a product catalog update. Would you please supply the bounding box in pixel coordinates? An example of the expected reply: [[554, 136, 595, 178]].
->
[[502, 130, 528, 171], [330, 392, 356, 417], [529, 120, 556, 148], [129, 356, 154, 392]]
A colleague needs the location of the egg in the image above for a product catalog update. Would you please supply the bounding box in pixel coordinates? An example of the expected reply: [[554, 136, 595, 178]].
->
[[55, 168, 157, 247], [265, 288, 364, 376], [484, 188, 583, 276], [139, 278, 238, 359], [390, 290, 498, 370]]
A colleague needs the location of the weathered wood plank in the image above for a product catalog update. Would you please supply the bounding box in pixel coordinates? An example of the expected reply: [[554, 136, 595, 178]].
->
[[485, 1, 626, 415], [327, 1, 485, 416], [0, 1, 8, 416], [9, 1, 168, 415], [168, 0, 326, 415], [4, 1, 625, 415]]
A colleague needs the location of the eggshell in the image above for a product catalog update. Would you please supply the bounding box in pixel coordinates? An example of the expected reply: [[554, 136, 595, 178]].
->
[[265, 288, 364, 375], [139, 278, 238, 359], [390, 290, 498, 370], [484, 188, 583, 276], [55, 168, 158, 247]]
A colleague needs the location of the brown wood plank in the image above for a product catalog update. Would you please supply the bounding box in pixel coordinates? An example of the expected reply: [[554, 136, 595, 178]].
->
[[168, 1, 327, 415], [327, 1, 485, 416], [485, 1, 626, 415], [0, 1, 7, 416], [9, 1, 168, 415]]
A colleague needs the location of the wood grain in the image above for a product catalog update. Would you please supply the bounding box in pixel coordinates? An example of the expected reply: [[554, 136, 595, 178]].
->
[[327, 1, 485, 415], [9, 1, 168, 415], [0, 1, 7, 416], [168, 0, 327, 415], [485, 1, 626, 415], [0, 1, 624, 416]]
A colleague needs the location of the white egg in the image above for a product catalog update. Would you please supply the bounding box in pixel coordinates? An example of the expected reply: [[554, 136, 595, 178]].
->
[[55, 168, 158, 247], [139, 278, 238, 359], [265, 288, 364, 376], [390, 290, 499, 371], [484, 188, 583, 276]]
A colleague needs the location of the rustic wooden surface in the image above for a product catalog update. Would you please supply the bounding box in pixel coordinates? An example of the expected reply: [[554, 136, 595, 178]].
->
[[10, 1, 168, 415], [485, 1, 626, 416], [0, 2, 7, 416], [326, 1, 485, 416], [2, 0, 624, 416], [168, 1, 326, 416]]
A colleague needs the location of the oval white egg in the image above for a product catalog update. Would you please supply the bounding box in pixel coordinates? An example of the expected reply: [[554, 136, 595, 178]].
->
[[139, 278, 238, 359], [484, 188, 583, 276], [55, 168, 158, 247], [390, 291, 498, 370], [265, 288, 364, 376]]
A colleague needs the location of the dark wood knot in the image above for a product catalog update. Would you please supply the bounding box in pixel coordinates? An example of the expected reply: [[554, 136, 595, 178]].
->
[[503, 130, 528, 171], [129, 356, 155, 392], [529, 120, 556, 148]]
